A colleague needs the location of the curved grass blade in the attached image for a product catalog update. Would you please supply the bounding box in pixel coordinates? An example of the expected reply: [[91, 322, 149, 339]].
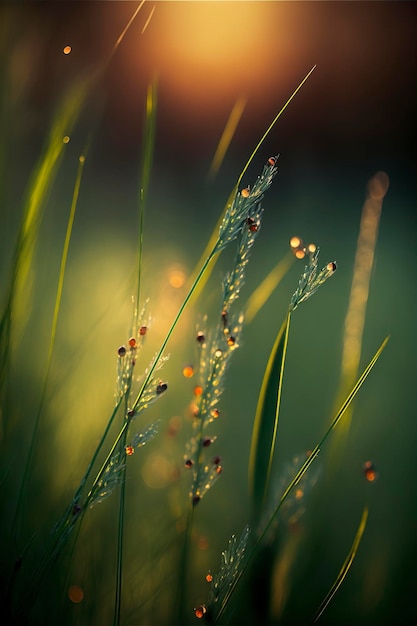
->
[[10, 148, 88, 543], [215, 336, 389, 623], [314, 506, 369, 623], [186, 65, 316, 302], [248, 311, 291, 514]]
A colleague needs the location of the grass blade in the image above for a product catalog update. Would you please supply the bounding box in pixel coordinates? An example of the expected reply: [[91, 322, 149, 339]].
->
[[215, 336, 389, 623], [248, 311, 291, 514], [314, 506, 369, 623]]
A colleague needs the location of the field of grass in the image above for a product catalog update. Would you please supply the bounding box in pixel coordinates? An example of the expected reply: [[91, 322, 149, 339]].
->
[[1, 3, 416, 625]]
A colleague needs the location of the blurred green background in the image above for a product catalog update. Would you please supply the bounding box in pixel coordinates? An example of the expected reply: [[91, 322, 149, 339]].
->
[[1, 2, 416, 624]]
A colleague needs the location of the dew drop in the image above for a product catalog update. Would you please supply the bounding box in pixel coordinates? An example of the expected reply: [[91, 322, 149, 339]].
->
[[63, 45, 72, 55], [125, 445, 134, 456], [215, 465, 223, 475], [327, 261, 337, 273], [210, 408, 220, 419], [307, 243, 317, 253], [118, 346, 127, 357], [215, 349, 222, 358], [290, 236, 303, 249], [196, 331, 205, 344], [128, 337, 137, 348], [202, 437, 212, 448], [268, 156, 277, 166], [183, 364, 194, 378], [206, 573, 213, 583], [185, 459, 193, 468], [363, 460, 378, 482], [295, 248, 306, 259], [139, 326, 147, 336], [241, 187, 250, 198], [227, 336, 236, 347], [63, 135, 70, 144], [194, 604, 207, 619]]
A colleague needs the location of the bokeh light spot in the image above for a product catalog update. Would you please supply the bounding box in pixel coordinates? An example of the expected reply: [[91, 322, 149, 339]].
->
[[169, 268, 186, 288], [68, 585, 84, 603], [63, 45, 72, 55]]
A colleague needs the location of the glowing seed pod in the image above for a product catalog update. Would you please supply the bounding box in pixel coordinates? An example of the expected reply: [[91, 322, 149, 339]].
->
[[125, 445, 134, 456], [215, 465, 223, 475], [327, 261, 337, 272], [227, 336, 236, 347], [193, 385, 203, 396], [290, 236, 303, 249], [194, 605, 207, 619], [139, 325, 147, 336], [307, 243, 317, 254], [241, 187, 250, 198], [363, 460, 378, 482], [156, 382, 168, 395], [205, 572, 213, 583], [215, 348, 222, 358], [185, 459, 193, 468], [210, 408, 220, 419], [295, 248, 306, 259], [196, 331, 205, 344], [268, 156, 277, 166], [63, 45, 72, 55], [118, 346, 126, 357], [128, 337, 137, 348], [183, 365, 194, 378]]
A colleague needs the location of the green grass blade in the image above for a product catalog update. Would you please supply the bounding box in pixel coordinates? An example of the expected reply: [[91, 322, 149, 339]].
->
[[186, 66, 316, 304], [114, 78, 158, 626], [248, 311, 291, 513], [314, 506, 369, 623], [0, 80, 88, 397], [10, 148, 88, 543], [215, 336, 388, 623]]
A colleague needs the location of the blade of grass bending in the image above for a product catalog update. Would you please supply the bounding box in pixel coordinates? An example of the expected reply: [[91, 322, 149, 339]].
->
[[10, 149, 88, 544], [186, 66, 316, 303], [314, 506, 369, 623], [0, 79, 87, 399], [215, 336, 389, 623], [114, 78, 157, 626], [248, 312, 291, 514]]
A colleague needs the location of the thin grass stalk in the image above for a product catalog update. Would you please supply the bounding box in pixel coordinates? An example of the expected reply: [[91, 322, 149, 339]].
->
[[314, 506, 369, 622], [185, 65, 316, 302], [248, 311, 291, 516], [214, 335, 389, 623], [10, 150, 88, 546], [113, 78, 157, 626]]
